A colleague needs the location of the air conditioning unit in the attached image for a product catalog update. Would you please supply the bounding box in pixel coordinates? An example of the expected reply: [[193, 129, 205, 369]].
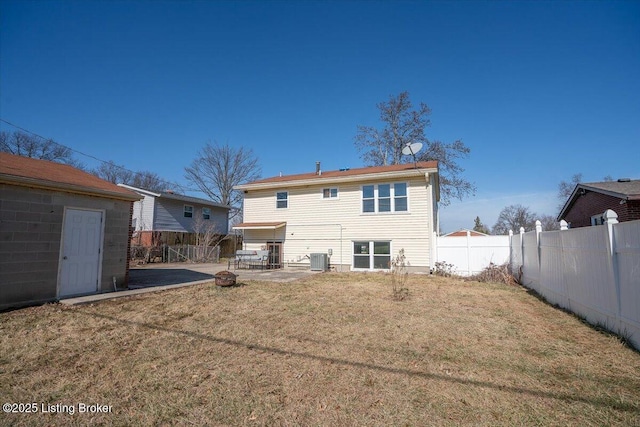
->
[[310, 253, 328, 271]]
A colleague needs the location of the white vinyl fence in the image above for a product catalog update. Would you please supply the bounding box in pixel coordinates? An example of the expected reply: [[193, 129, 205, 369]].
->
[[511, 210, 640, 350], [436, 232, 510, 276]]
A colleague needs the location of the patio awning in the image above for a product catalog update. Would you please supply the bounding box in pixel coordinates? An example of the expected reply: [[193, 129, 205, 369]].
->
[[233, 222, 287, 230]]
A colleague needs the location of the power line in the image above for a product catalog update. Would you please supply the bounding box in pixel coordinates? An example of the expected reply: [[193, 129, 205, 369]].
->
[[0, 118, 203, 193]]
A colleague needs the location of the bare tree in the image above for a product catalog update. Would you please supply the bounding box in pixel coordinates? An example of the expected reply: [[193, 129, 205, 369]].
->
[[92, 161, 134, 185], [91, 161, 167, 192], [191, 214, 221, 262], [130, 170, 166, 193], [354, 91, 475, 205], [557, 173, 583, 209], [492, 204, 537, 235], [557, 173, 615, 214], [184, 141, 261, 218], [539, 214, 560, 231], [0, 130, 83, 168]]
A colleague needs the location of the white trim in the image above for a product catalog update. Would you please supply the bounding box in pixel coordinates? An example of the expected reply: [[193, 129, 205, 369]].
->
[[276, 191, 288, 209], [360, 182, 409, 214], [233, 222, 287, 230], [351, 240, 392, 271], [235, 166, 438, 191], [321, 187, 339, 200]]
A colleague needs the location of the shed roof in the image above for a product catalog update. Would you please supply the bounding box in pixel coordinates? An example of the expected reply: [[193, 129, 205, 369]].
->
[[0, 152, 140, 201]]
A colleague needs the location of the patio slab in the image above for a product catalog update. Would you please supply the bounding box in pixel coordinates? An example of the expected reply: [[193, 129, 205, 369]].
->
[[59, 262, 321, 306]]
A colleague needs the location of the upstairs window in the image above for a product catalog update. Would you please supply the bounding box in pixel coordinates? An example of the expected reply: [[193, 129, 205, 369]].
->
[[323, 188, 338, 199], [202, 207, 211, 220], [276, 191, 288, 209], [378, 184, 391, 212], [361, 183, 408, 213], [362, 185, 375, 213], [184, 205, 194, 218], [394, 183, 408, 212]]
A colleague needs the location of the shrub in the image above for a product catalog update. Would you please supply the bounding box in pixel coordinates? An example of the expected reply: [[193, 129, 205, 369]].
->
[[390, 249, 409, 300], [465, 262, 518, 286]]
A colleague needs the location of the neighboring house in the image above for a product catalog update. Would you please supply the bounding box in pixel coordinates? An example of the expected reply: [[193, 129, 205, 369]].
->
[[0, 153, 141, 310], [558, 179, 640, 228], [118, 184, 231, 246], [442, 229, 489, 237], [234, 161, 439, 272]]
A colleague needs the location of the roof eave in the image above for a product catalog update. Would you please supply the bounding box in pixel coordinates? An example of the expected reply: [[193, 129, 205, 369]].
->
[[119, 183, 232, 210], [1, 174, 142, 201], [557, 184, 640, 221], [117, 183, 161, 197], [158, 193, 232, 210], [235, 166, 439, 191]]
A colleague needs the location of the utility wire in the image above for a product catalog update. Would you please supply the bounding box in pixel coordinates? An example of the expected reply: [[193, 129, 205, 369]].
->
[[0, 118, 203, 194]]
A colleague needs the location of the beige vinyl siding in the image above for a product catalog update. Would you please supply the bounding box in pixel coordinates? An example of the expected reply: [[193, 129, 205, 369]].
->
[[242, 176, 435, 269]]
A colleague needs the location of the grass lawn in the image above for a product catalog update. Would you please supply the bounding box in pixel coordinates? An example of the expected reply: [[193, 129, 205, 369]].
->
[[1, 272, 639, 426]]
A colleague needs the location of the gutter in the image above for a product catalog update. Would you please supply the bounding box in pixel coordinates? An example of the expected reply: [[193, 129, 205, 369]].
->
[[236, 166, 439, 191], [0, 174, 142, 202]]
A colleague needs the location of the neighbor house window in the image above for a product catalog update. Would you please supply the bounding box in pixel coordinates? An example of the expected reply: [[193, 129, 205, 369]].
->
[[591, 214, 604, 226], [202, 207, 211, 220], [323, 188, 338, 199], [353, 241, 391, 270], [361, 183, 408, 213], [276, 191, 288, 209], [184, 205, 193, 218]]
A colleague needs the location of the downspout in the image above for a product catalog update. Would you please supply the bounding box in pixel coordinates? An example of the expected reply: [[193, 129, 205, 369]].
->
[[425, 172, 438, 271]]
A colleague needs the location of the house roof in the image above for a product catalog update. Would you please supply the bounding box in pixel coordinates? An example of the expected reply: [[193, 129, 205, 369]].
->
[[236, 162, 439, 198], [0, 152, 141, 201], [118, 184, 232, 210], [557, 179, 640, 220], [442, 229, 489, 237]]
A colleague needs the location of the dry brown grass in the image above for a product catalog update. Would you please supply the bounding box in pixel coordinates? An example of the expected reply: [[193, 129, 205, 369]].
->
[[1, 273, 639, 426]]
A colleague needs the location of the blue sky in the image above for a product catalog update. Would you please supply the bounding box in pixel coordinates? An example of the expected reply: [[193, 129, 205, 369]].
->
[[1, 0, 638, 233]]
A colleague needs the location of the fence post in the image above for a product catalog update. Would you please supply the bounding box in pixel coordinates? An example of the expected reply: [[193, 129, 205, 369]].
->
[[604, 209, 621, 329], [560, 220, 568, 231], [508, 229, 513, 271], [519, 227, 525, 270], [466, 230, 472, 276], [535, 219, 542, 270]]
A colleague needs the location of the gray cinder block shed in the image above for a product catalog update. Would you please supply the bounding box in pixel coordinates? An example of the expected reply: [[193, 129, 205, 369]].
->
[[0, 153, 141, 310]]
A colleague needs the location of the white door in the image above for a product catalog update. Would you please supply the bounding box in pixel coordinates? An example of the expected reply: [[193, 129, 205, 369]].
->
[[59, 209, 103, 297]]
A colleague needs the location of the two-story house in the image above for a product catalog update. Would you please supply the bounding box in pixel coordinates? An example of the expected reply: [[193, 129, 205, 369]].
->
[[118, 184, 231, 246], [234, 161, 439, 272]]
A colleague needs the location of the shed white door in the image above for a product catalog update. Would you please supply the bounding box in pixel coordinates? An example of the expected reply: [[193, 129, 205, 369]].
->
[[59, 209, 103, 297]]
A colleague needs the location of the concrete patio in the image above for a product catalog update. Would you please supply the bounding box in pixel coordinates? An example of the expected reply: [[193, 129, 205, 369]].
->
[[60, 262, 321, 306]]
